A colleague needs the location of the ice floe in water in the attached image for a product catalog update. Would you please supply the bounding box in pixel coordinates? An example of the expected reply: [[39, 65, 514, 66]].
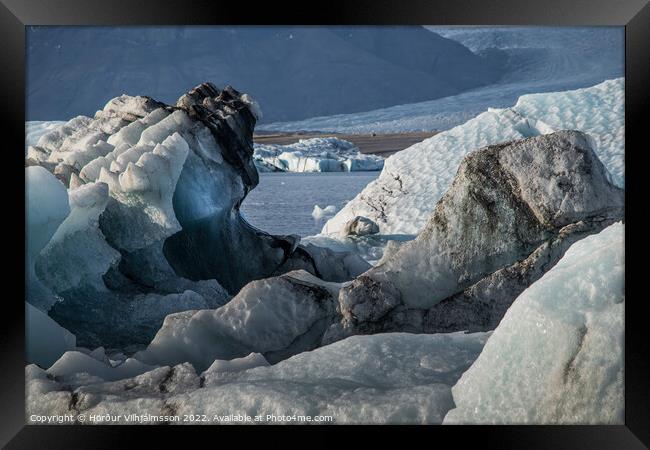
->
[[444, 222, 624, 424], [253, 137, 384, 172], [322, 78, 625, 236], [311, 204, 337, 220]]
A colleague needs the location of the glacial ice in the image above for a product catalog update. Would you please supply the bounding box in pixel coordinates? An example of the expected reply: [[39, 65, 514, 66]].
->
[[27, 332, 489, 424], [311, 204, 337, 220], [35, 181, 120, 293], [322, 78, 625, 236], [444, 222, 624, 424], [136, 129, 624, 373], [27, 83, 371, 348], [363, 131, 623, 309], [328, 131, 623, 342], [253, 137, 384, 173], [24, 76, 625, 426]]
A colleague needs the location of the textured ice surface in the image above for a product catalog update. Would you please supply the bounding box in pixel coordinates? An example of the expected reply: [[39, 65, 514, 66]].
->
[[322, 79, 625, 236], [27, 332, 489, 424], [47, 351, 157, 386], [26, 302, 76, 368], [311, 204, 337, 220], [444, 222, 624, 424], [253, 137, 384, 172], [135, 270, 340, 370], [358, 131, 624, 309], [25, 166, 70, 266], [35, 182, 120, 293]]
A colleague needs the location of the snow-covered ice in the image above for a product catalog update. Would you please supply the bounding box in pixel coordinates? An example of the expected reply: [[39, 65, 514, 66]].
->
[[444, 222, 624, 424], [253, 137, 384, 172], [264, 27, 622, 134], [322, 78, 625, 236]]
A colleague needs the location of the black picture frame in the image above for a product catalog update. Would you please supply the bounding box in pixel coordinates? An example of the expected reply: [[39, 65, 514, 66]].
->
[[2, 0, 648, 447]]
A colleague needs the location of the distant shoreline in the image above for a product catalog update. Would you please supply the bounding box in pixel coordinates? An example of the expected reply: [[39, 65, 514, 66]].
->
[[254, 131, 437, 157]]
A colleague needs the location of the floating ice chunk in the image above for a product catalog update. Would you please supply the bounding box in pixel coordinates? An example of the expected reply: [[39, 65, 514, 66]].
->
[[26, 166, 71, 310], [137, 110, 193, 146], [340, 216, 379, 237], [323, 78, 625, 235], [444, 222, 624, 424], [253, 137, 384, 173], [98, 132, 190, 251], [312, 204, 337, 220], [26, 302, 76, 368]]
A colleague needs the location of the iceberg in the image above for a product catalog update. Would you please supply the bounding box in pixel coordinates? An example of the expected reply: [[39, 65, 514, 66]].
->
[[253, 137, 384, 172], [328, 130, 623, 342], [444, 222, 624, 424], [322, 79, 625, 236]]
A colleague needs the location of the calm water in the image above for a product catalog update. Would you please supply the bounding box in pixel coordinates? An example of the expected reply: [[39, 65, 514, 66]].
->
[[241, 172, 380, 237]]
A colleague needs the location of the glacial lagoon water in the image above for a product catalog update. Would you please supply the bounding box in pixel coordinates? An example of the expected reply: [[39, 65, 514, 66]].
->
[[241, 171, 380, 237]]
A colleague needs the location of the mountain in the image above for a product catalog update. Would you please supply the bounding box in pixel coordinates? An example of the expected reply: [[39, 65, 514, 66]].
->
[[26, 25, 504, 122], [263, 26, 624, 133]]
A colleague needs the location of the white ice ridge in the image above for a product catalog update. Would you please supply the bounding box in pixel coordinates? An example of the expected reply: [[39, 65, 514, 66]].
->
[[27, 332, 489, 424], [443, 222, 624, 424], [253, 137, 384, 172], [322, 78, 625, 236]]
